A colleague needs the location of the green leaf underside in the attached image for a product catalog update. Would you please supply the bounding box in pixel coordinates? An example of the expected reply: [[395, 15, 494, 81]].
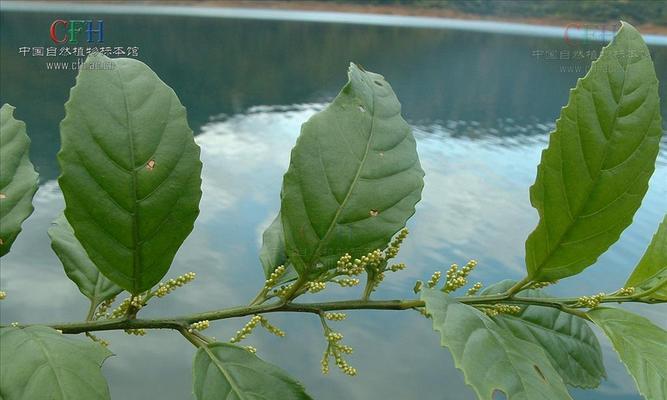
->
[[192, 342, 312, 400], [259, 212, 298, 285], [626, 215, 667, 300], [58, 53, 203, 294], [0, 104, 38, 257], [280, 63, 424, 276], [588, 307, 667, 400], [0, 326, 111, 400], [421, 289, 572, 400], [48, 214, 123, 308], [480, 280, 605, 388], [525, 22, 663, 282]]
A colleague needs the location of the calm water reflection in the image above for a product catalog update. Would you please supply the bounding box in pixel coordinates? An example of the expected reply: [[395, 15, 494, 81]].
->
[[1, 9, 666, 400]]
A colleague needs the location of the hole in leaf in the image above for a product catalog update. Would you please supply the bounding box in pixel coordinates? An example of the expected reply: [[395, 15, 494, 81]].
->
[[0, 193, 6, 199], [533, 365, 547, 383], [379, 152, 384, 157], [358, 105, 365, 113], [369, 209, 379, 217], [146, 159, 156, 171], [374, 80, 383, 87], [0, 238, 4, 245], [492, 389, 507, 400]]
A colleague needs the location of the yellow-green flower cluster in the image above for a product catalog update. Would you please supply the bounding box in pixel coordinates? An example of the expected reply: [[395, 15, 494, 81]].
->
[[189, 320, 210, 332], [263, 265, 286, 290], [530, 281, 558, 289], [230, 315, 285, 343], [155, 272, 196, 297], [230, 315, 262, 343], [245, 346, 257, 354], [443, 260, 477, 293], [259, 317, 285, 337], [384, 228, 408, 259], [321, 331, 356, 376], [426, 271, 441, 288], [306, 281, 327, 293], [413, 280, 423, 293], [272, 283, 294, 298], [574, 293, 605, 308], [336, 253, 364, 276], [617, 287, 635, 296], [466, 282, 483, 296], [107, 295, 145, 319], [110, 297, 133, 319], [0, 291, 6, 300], [389, 263, 406, 272], [125, 328, 146, 336], [324, 312, 347, 321], [333, 278, 360, 287], [95, 297, 116, 319], [335, 249, 383, 277]]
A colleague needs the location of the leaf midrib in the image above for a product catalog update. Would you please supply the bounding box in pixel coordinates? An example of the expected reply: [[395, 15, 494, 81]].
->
[[306, 77, 377, 266], [27, 330, 66, 400], [202, 346, 249, 400], [116, 64, 142, 293]]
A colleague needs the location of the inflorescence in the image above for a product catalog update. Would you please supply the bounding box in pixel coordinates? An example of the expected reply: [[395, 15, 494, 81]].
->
[[155, 272, 196, 297], [443, 260, 477, 293], [230, 315, 285, 343], [321, 330, 356, 376], [574, 293, 606, 308], [189, 320, 210, 332], [481, 303, 522, 317], [616, 287, 636, 296]]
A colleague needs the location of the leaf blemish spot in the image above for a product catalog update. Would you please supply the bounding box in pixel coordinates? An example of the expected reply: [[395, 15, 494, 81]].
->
[[369, 209, 379, 217], [533, 365, 547, 383], [0, 193, 6, 199], [358, 105, 365, 113], [146, 159, 156, 171], [374, 80, 383, 87]]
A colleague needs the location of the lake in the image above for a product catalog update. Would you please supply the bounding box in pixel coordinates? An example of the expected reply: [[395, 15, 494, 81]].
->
[[0, 6, 666, 400]]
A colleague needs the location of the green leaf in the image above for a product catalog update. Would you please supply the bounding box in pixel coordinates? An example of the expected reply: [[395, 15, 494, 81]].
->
[[0, 104, 39, 257], [48, 213, 123, 309], [58, 53, 203, 294], [259, 212, 298, 285], [421, 289, 572, 400], [525, 22, 663, 282], [193, 342, 312, 400], [0, 326, 112, 400], [588, 307, 667, 400], [281, 63, 424, 276], [626, 215, 667, 300], [480, 280, 605, 388]]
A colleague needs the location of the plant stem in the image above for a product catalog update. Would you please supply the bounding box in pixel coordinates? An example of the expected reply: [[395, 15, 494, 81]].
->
[[9, 294, 661, 335], [505, 277, 531, 297], [85, 301, 97, 321]]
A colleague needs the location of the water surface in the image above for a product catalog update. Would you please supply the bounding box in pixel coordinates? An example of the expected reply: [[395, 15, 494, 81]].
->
[[1, 9, 666, 400]]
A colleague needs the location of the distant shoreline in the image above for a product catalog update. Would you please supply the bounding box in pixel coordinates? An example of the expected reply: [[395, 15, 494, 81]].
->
[[76, 0, 667, 35]]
